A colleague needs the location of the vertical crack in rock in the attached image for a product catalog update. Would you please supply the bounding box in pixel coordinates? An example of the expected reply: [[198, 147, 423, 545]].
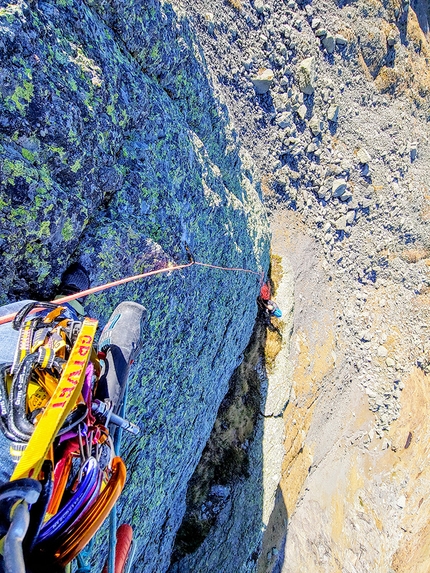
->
[[170, 315, 267, 565], [171, 254, 295, 573]]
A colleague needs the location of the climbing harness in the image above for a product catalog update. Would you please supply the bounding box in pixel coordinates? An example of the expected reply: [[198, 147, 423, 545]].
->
[[0, 251, 264, 572], [0, 300, 146, 573]]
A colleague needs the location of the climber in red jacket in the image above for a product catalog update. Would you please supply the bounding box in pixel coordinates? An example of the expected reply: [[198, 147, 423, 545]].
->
[[257, 282, 282, 319]]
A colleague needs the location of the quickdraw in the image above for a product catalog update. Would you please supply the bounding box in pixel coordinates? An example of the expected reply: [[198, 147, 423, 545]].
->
[[11, 317, 98, 482]]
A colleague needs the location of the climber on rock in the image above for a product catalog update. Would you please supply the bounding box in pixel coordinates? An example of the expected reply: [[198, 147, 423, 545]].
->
[[259, 298, 282, 318], [257, 282, 282, 320]]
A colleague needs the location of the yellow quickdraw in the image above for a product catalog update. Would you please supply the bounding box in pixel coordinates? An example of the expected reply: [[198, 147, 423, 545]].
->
[[11, 318, 98, 481]]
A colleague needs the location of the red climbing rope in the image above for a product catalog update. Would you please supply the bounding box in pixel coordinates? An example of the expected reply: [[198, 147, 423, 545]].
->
[[0, 259, 264, 325], [194, 261, 264, 277]]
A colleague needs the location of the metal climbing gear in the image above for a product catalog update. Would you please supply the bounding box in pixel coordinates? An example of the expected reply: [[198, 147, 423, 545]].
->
[[0, 301, 145, 572]]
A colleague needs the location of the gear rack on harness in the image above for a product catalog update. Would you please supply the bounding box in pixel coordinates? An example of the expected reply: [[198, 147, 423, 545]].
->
[[0, 300, 145, 573]]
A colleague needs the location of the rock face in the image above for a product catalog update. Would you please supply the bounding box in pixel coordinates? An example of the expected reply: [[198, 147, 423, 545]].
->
[[3, 0, 430, 570], [0, 0, 270, 571], [0, 0, 268, 303]]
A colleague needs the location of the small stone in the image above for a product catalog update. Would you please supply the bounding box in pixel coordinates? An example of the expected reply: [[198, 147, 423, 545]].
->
[[251, 68, 274, 94], [307, 142, 318, 153], [377, 346, 388, 358], [321, 88, 330, 102], [315, 28, 327, 37], [345, 210, 355, 224], [327, 104, 339, 122], [308, 115, 322, 135], [273, 93, 291, 112], [322, 35, 335, 53], [357, 147, 372, 164], [297, 104, 307, 119], [296, 57, 316, 95], [272, 548, 279, 556], [336, 34, 348, 45], [254, 0, 265, 13], [204, 12, 215, 32], [361, 198, 373, 209], [386, 357, 395, 368], [359, 330, 372, 341], [332, 178, 347, 197], [340, 190, 352, 202], [408, 141, 418, 161], [276, 111, 293, 128], [311, 18, 321, 30], [280, 76, 290, 89], [335, 215, 348, 230], [387, 34, 396, 47], [396, 495, 406, 509]]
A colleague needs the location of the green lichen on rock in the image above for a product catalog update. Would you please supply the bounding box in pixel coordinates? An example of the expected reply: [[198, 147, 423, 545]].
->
[[0, 0, 270, 570]]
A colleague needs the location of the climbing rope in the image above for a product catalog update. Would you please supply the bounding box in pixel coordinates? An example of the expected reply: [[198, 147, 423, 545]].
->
[[0, 258, 264, 326], [106, 382, 129, 573], [194, 260, 264, 277]]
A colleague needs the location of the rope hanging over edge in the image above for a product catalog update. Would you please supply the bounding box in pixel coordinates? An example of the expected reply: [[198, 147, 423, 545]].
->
[[0, 258, 265, 326]]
